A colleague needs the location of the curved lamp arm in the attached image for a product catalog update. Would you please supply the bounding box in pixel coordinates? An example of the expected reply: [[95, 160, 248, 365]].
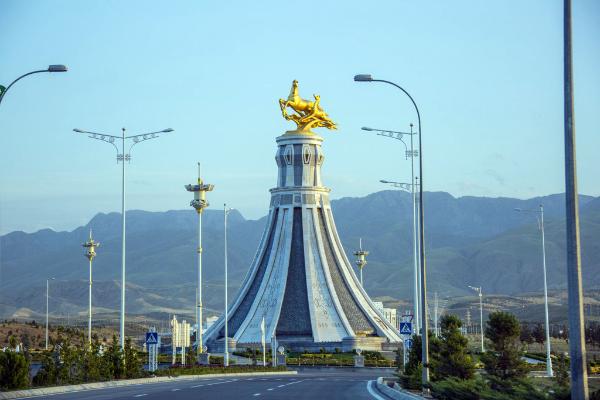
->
[[127, 128, 173, 156], [0, 65, 67, 105], [73, 129, 120, 155]]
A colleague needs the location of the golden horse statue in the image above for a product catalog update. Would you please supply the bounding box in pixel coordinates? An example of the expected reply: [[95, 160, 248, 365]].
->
[[279, 80, 337, 133]]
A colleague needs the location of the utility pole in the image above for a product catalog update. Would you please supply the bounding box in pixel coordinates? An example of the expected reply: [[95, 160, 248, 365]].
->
[[45, 277, 55, 350], [224, 204, 234, 367], [563, 0, 588, 398]]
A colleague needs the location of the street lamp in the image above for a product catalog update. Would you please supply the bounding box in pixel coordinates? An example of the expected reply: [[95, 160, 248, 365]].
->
[[515, 205, 553, 377], [82, 229, 99, 346], [380, 175, 420, 335], [0, 65, 68, 106], [354, 72, 430, 388], [185, 163, 214, 359], [468, 286, 484, 353], [73, 127, 174, 349], [45, 277, 55, 350], [223, 204, 234, 367]]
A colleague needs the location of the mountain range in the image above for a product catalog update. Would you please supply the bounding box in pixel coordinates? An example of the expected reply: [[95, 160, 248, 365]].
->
[[1, 190, 598, 321]]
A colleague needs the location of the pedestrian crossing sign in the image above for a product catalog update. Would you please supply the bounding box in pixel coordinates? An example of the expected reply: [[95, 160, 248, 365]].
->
[[399, 322, 412, 335], [145, 332, 158, 345]]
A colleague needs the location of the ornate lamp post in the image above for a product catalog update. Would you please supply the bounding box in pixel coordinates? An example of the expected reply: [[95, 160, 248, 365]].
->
[[185, 163, 214, 359], [82, 230, 100, 345], [353, 238, 369, 287]]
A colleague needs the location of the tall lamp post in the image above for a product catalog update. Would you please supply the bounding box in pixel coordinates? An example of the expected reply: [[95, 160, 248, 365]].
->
[[185, 163, 214, 359], [82, 230, 99, 346], [563, 1, 588, 398], [223, 204, 234, 367], [468, 286, 484, 353], [515, 205, 553, 377], [0, 65, 67, 106], [379, 177, 420, 334], [73, 127, 174, 349], [354, 73, 428, 387], [45, 277, 55, 350]]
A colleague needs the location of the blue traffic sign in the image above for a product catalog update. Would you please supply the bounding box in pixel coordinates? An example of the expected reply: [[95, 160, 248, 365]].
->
[[145, 332, 158, 345], [399, 322, 412, 335], [404, 338, 413, 350]]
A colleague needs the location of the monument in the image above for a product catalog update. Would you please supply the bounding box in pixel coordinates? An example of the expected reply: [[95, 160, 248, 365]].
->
[[204, 81, 402, 352]]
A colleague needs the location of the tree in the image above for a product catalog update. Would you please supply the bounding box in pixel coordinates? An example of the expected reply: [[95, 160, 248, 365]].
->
[[436, 315, 475, 380], [519, 323, 534, 350], [0, 350, 30, 390], [399, 331, 442, 389], [553, 352, 569, 388], [123, 337, 142, 379], [480, 311, 527, 385], [103, 334, 124, 379], [531, 324, 545, 351]]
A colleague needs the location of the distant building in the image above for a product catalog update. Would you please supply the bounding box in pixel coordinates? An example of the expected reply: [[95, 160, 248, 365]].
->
[[373, 302, 398, 330]]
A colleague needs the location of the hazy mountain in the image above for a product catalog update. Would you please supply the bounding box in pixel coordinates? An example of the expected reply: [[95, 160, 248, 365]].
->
[[0, 191, 597, 320]]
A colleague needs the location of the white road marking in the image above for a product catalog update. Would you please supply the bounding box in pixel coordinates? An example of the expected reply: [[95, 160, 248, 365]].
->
[[171, 388, 180, 391], [134, 395, 148, 398], [267, 388, 274, 391], [366, 380, 387, 400], [253, 393, 261, 397], [191, 384, 204, 388], [277, 384, 285, 387]]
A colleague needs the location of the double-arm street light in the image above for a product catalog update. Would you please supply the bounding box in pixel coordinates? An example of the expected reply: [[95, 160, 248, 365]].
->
[[354, 74, 430, 388], [73, 127, 174, 349], [515, 205, 553, 377], [380, 177, 420, 335], [0, 65, 68, 106], [468, 286, 484, 353], [45, 277, 55, 350]]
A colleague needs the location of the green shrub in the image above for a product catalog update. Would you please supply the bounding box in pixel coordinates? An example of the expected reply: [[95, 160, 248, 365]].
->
[[0, 350, 30, 390]]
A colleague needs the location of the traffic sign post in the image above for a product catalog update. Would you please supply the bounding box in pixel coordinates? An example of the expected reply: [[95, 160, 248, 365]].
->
[[404, 338, 413, 350], [146, 328, 159, 372]]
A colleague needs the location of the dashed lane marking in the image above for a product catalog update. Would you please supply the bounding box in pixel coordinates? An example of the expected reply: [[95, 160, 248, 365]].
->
[[134, 395, 148, 398], [253, 394, 261, 397], [171, 388, 180, 391]]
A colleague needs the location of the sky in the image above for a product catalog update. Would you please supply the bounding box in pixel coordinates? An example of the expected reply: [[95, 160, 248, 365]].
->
[[0, 0, 598, 235]]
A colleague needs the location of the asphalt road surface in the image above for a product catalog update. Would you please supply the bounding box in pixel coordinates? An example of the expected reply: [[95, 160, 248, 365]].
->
[[23, 368, 397, 400]]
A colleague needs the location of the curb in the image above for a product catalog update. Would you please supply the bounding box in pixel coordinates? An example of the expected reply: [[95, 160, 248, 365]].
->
[[375, 377, 425, 400], [0, 370, 298, 399]]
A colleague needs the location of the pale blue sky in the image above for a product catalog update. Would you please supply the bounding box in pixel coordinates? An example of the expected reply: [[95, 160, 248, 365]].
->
[[0, 0, 598, 234]]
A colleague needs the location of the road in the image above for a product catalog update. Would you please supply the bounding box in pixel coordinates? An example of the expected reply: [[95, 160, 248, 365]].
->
[[23, 368, 397, 400]]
